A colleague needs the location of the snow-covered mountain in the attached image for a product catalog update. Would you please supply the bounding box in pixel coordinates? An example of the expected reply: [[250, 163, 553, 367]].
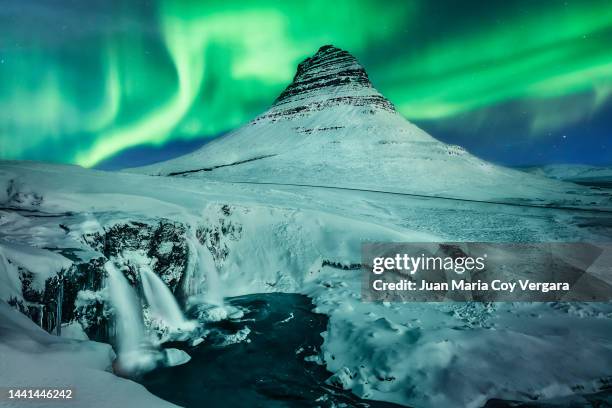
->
[[132, 45, 605, 206]]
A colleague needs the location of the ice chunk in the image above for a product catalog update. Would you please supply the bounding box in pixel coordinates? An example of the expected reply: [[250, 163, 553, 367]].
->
[[164, 348, 191, 367]]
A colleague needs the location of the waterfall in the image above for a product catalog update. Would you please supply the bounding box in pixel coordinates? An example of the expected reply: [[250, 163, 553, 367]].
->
[[191, 238, 224, 306], [104, 262, 146, 356], [140, 266, 190, 330]]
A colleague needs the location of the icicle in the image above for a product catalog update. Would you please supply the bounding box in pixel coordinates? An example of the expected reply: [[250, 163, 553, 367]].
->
[[55, 272, 63, 336]]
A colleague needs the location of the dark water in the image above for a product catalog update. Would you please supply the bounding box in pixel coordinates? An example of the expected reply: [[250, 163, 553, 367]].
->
[[140, 293, 403, 408]]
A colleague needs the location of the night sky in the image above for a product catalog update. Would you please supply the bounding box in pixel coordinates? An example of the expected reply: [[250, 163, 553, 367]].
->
[[1, 0, 611, 169]]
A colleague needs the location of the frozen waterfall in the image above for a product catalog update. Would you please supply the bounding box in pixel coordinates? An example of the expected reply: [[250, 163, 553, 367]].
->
[[104, 262, 146, 357], [105, 261, 194, 375], [184, 235, 224, 306], [195, 239, 224, 306], [140, 266, 191, 330]]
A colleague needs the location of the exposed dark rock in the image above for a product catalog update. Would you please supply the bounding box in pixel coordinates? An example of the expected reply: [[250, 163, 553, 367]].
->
[[321, 260, 362, 270], [83, 220, 188, 291], [167, 155, 277, 177], [275, 45, 374, 105], [256, 95, 395, 124], [196, 206, 243, 265], [261, 45, 395, 122]]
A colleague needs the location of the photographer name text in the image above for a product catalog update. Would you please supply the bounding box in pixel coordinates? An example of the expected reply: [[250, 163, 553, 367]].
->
[[372, 279, 570, 293]]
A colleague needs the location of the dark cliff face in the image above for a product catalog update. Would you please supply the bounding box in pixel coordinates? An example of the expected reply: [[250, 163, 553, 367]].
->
[[83, 220, 188, 292], [259, 45, 395, 122], [274, 45, 374, 104]]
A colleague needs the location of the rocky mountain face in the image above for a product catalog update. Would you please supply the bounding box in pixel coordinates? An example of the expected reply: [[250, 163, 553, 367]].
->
[[265, 45, 396, 121]]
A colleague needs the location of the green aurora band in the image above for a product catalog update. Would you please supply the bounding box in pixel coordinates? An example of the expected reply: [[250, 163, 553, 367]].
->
[[1, 0, 611, 167]]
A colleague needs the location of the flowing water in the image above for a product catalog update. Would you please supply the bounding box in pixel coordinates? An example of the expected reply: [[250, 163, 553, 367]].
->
[[189, 237, 224, 306], [140, 293, 403, 408], [140, 266, 189, 330], [104, 262, 146, 355]]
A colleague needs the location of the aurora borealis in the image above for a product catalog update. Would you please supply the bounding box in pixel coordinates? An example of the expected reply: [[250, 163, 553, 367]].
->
[[1, 0, 611, 168]]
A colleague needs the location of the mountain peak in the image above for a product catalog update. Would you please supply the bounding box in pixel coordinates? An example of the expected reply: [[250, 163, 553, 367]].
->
[[271, 45, 395, 113]]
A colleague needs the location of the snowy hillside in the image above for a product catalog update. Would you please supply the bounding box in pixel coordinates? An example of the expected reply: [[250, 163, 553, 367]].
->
[[2, 159, 612, 407], [131, 46, 609, 208], [521, 164, 612, 188]]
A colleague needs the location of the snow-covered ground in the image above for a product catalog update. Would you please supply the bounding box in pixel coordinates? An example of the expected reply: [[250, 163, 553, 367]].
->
[[0, 301, 176, 408], [1, 160, 611, 407]]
